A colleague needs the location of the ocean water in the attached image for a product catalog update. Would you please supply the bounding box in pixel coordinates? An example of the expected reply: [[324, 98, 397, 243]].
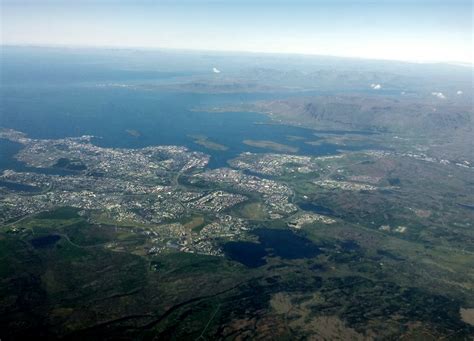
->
[[0, 48, 369, 171]]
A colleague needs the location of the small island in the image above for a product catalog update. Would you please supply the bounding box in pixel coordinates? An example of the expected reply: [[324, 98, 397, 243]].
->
[[125, 129, 141, 137], [189, 135, 228, 151], [243, 139, 298, 153], [286, 135, 306, 141]]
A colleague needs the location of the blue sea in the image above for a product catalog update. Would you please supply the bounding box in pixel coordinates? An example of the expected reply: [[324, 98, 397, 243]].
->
[[0, 47, 369, 171]]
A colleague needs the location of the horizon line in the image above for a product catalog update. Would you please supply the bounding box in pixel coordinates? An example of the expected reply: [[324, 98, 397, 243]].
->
[[2, 43, 473, 68]]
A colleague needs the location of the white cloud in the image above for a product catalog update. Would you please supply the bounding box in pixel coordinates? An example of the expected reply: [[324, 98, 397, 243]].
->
[[457, 90, 463, 95], [212, 67, 221, 74], [370, 83, 381, 90], [431, 92, 446, 99]]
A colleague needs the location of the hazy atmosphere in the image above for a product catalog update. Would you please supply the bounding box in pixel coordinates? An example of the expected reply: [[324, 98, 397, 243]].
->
[[2, 0, 472, 63]]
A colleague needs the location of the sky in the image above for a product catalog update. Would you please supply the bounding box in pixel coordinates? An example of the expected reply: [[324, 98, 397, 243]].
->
[[1, 0, 472, 63]]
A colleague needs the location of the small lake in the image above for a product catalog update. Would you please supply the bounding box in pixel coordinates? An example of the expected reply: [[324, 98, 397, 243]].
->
[[254, 228, 320, 259], [30, 235, 61, 249], [298, 202, 337, 217], [223, 228, 320, 267], [0, 180, 41, 193], [223, 241, 267, 268]]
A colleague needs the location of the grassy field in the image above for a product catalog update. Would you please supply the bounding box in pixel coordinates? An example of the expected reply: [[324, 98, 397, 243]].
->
[[1, 148, 474, 339]]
